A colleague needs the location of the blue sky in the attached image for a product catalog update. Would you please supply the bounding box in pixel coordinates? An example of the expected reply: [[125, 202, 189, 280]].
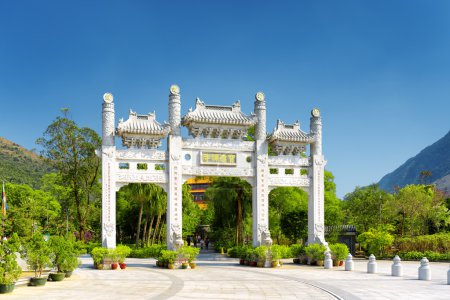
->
[[1, 1, 449, 197]]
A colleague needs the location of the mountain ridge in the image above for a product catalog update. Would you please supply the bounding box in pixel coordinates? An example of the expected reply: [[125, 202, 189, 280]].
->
[[0, 136, 53, 188], [378, 130, 450, 193]]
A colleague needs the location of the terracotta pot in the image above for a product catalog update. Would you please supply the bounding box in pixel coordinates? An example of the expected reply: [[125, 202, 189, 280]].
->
[[168, 263, 174, 269], [316, 260, 324, 267], [119, 263, 126, 269], [0, 283, 15, 294], [339, 260, 344, 266], [96, 263, 104, 270], [189, 262, 196, 269], [111, 263, 118, 270], [239, 259, 245, 265], [332, 259, 339, 267]]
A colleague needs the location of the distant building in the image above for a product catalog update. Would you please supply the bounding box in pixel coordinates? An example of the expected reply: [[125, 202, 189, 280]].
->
[[186, 177, 212, 209]]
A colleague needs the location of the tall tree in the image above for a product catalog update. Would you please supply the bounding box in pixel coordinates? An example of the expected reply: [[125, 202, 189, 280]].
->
[[205, 177, 252, 246], [36, 112, 101, 241]]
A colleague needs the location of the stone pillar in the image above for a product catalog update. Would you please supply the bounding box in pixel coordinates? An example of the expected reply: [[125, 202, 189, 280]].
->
[[418, 257, 431, 280], [101, 93, 117, 249], [167, 85, 183, 250], [252, 92, 270, 247], [324, 251, 333, 269], [367, 254, 377, 273], [391, 255, 403, 277], [308, 109, 327, 247], [345, 254, 354, 271]]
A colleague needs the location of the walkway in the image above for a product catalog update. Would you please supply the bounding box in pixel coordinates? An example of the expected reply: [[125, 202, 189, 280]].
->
[[7, 252, 449, 299]]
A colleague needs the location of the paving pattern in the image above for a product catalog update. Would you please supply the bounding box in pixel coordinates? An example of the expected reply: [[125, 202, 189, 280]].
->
[[7, 252, 450, 299]]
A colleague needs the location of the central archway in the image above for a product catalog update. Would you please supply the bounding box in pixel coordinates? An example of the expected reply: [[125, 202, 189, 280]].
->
[[100, 86, 326, 250]]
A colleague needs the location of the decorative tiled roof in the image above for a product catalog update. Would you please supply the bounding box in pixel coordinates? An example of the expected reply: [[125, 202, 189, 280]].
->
[[117, 110, 170, 136], [182, 98, 256, 139], [268, 120, 315, 155], [116, 110, 170, 148], [182, 98, 256, 126], [269, 120, 314, 143]]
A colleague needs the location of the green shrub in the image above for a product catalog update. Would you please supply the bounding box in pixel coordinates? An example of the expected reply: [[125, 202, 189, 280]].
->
[[290, 244, 305, 257], [400, 250, 450, 261], [91, 247, 108, 265], [0, 233, 22, 284], [254, 246, 268, 262], [357, 226, 394, 257], [159, 250, 177, 264], [24, 232, 52, 278], [329, 243, 349, 261], [49, 235, 79, 272], [395, 233, 450, 253], [129, 244, 165, 258], [305, 243, 327, 261], [116, 245, 132, 264]]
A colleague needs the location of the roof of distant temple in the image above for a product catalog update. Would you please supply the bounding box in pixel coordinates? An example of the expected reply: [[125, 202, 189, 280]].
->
[[269, 120, 314, 143], [182, 98, 256, 126], [117, 110, 170, 136]]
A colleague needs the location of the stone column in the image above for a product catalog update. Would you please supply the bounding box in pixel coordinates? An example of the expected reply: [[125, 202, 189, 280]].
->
[[167, 85, 183, 250], [101, 93, 117, 249], [308, 109, 327, 247], [252, 92, 271, 247]]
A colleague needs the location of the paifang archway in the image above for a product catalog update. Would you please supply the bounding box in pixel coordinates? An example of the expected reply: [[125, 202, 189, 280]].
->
[[100, 86, 327, 250]]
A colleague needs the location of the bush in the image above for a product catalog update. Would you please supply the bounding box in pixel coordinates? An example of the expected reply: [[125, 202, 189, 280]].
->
[[130, 244, 165, 258], [24, 232, 52, 278], [290, 244, 305, 258], [395, 233, 450, 253], [91, 247, 108, 265], [254, 246, 268, 262], [400, 251, 450, 261], [357, 226, 394, 257], [0, 233, 22, 284], [305, 243, 327, 261], [115, 245, 132, 264], [159, 250, 177, 264], [329, 243, 349, 261], [178, 246, 200, 263], [49, 235, 79, 272]]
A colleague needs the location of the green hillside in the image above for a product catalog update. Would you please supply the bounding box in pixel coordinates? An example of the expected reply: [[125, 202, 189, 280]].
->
[[0, 137, 53, 188], [378, 130, 450, 192]]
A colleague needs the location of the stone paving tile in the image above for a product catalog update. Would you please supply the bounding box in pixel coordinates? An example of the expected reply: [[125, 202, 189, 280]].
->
[[6, 255, 450, 299]]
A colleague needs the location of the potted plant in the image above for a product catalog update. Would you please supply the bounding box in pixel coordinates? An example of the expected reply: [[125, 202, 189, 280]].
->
[[160, 250, 177, 269], [107, 249, 119, 270], [290, 244, 304, 264], [254, 246, 267, 268], [329, 243, 349, 267], [0, 233, 22, 294], [115, 245, 131, 269], [48, 236, 74, 281], [24, 232, 52, 286], [60, 256, 79, 277], [184, 246, 199, 269], [91, 247, 108, 269], [270, 245, 281, 267], [305, 244, 327, 266]]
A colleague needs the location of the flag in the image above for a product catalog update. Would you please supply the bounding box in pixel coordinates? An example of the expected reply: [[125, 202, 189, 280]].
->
[[1, 182, 6, 216]]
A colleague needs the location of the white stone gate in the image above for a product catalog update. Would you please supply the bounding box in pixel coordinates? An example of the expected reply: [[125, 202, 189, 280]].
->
[[101, 86, 327, 250]]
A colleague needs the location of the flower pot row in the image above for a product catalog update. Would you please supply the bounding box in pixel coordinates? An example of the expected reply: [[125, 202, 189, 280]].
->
[[155, 261, 197, 269], [238, 259, 282, 268]]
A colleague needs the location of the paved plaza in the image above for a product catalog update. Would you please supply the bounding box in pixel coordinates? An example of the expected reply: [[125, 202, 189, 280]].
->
[[8, 252, 449, 300]]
